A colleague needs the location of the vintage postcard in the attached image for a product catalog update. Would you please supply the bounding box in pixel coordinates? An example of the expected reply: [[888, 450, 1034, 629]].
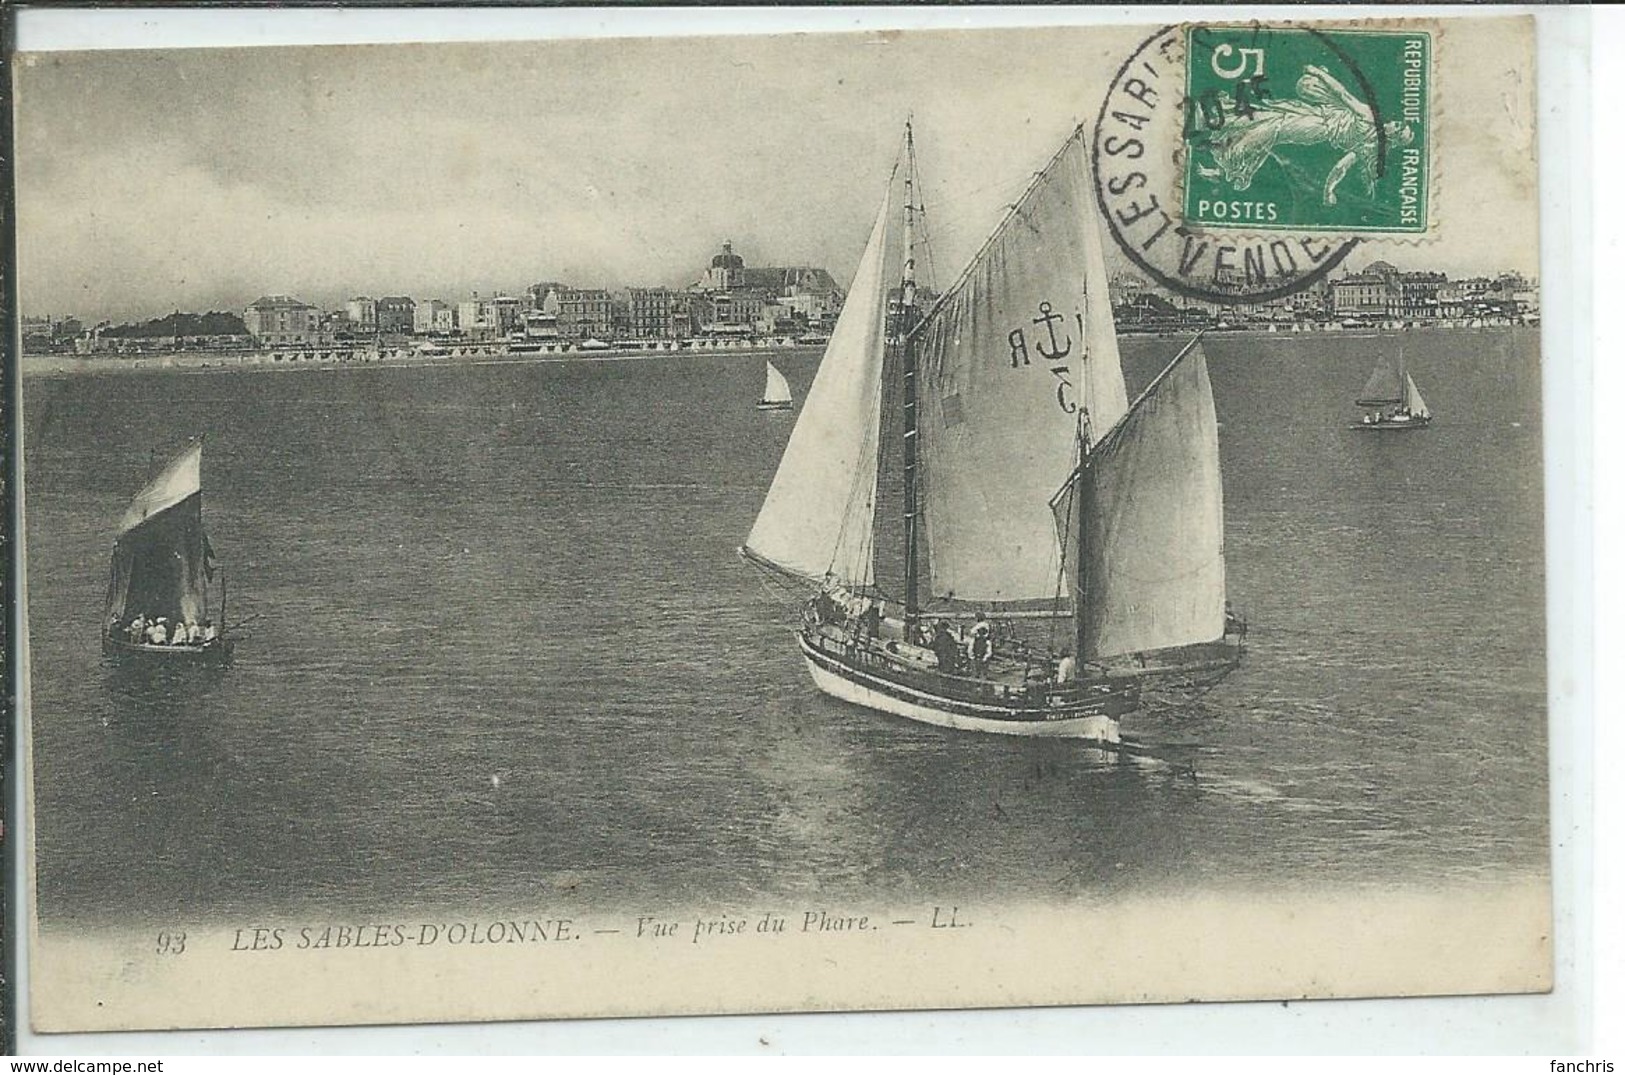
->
[[13, 11, 1556, 1035]]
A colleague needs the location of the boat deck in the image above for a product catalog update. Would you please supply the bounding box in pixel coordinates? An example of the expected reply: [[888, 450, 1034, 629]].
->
[[803, 621, 1120, 710], [103, 632, 232, 662]]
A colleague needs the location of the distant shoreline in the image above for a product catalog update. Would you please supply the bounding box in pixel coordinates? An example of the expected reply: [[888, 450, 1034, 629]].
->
[[18, 321, 1535, 378], [19, 338, 826, 377]]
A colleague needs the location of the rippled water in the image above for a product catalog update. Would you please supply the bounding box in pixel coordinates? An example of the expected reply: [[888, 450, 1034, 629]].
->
[[22, 329, 1547, 930]]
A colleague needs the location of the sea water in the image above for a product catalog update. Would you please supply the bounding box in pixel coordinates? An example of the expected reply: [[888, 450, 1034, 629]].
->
[[20, 329, 1548, 929]]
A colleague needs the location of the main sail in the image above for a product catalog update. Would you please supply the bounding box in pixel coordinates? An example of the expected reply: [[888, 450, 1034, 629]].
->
[[105, 440, 215, 626], [763, 362, 792, 404], [1058, 341, 1226, 661], [1357, 359, 1404, 407], [915, 129, 1128, 603], [743, 179, 898, 587]]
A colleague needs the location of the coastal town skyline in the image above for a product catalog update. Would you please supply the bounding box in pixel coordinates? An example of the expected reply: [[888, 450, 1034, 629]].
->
[[15, 22, 1539, 323], [19, 244, 1538, 334], [21, 251, 1539, 358]]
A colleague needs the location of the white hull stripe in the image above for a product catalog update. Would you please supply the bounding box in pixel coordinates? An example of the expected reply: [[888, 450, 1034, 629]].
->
[[803, 654, 1121, 740], [799, 636, 1124, 740]]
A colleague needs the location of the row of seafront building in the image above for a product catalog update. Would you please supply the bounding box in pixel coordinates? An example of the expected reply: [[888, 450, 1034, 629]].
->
[[1111, 260, 1540, 332], [24, 242, 843, 356], [27, 250, 1538, 357], [240, 242, 844, 349]]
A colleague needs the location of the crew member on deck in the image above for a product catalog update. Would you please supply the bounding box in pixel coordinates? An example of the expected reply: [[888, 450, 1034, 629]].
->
[[968, 612, 993, 676], [931, 620, 959, 674], [1056, 649, 1077, 684], [861, 602, 882, 641], [147, 619, 168, 645]]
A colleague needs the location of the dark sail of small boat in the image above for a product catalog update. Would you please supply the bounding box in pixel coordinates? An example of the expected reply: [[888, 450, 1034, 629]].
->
[[103, 439, 233, 663], [1356, 358, 1405, 408]]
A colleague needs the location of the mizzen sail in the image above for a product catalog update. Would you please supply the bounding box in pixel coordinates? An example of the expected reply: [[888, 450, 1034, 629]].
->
[[1067, 341, 1226, 661], [916, 129, 1128, 603], [743, 180, 898, 587]]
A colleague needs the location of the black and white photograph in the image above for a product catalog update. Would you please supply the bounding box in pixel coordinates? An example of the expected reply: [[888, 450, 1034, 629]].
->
[[10, 8, 1565, 1036]]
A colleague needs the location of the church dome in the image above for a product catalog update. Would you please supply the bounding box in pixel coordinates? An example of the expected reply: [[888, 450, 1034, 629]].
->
[[711, 241, 744, 271]]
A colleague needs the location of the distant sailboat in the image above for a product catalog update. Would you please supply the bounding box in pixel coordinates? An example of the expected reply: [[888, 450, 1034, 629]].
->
[[740, 122, 1242, 742], [757, 361, 794, 410], [1354, 353, 1432, 430], [102, 438, 234, 664]]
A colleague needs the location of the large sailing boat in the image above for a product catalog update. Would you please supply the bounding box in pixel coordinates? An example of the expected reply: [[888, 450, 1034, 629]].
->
[[1353, 352, 1431, 430], [742, 123, 1240, 741], [102, 438, 234, 664]]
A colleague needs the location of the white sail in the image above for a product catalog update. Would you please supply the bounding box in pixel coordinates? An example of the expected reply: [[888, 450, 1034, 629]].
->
[[1075, 342, 1225, 661], [743, 179, 898, 586], [762, 362, 792, 405], [118, 439, 202, 534], [916, 129, 1128, 603], [1404, 373, 1430, 418], [1077, 135, 1131, 441]]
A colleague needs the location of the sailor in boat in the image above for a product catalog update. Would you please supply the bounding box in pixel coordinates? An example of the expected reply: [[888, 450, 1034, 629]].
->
[[930, 619, 960, 675], [1055, 649, 1077, 684], [967, 613, 993, 676], [858, 601, 882, 642], [109, 610, 219, 649]]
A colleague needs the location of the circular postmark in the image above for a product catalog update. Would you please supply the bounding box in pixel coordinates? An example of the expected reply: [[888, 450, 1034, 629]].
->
[[1092, 23, 1430, 304]]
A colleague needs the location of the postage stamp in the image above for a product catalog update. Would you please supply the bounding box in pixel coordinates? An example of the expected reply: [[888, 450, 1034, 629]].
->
[[1181, 25, 1433, 234], [1093, 21, 1441, 304]]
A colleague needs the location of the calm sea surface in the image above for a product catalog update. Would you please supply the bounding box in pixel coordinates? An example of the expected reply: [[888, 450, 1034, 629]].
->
[[23, 329, 1548, 929]]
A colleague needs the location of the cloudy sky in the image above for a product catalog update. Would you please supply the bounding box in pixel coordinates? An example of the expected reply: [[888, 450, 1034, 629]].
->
[[14, 12, 1541, 322]]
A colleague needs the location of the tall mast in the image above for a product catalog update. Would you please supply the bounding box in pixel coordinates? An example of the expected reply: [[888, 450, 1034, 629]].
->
[[1073, 419, 1093, 665], [900, 119, 922, 635]]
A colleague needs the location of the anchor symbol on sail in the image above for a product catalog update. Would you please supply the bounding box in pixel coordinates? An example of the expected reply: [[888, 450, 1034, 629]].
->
[[1007, 301, 1077, 369], [1032, 301, 1072, 361]]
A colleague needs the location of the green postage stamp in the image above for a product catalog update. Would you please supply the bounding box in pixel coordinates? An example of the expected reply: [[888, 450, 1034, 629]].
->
[[1181, 25, 1432, 234]]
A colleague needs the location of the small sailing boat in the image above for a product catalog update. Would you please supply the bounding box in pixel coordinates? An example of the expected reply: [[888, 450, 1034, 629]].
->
[[1353, 352, 1432, 430], [741, 123, 1242, 742], [102, 438, 234, 665], [757, 361, 794, 411]]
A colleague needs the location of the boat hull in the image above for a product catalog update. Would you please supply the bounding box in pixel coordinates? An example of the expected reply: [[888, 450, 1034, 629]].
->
[[756, 400, 794, 411], [798, 631, 1131, 740], [1351, 417, 1431, 431], [1099, 635, 1245, 689], [102, 632, 234, 666]]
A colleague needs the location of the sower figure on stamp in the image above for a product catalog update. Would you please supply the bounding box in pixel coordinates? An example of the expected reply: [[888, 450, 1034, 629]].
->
[[1197, 64, 1414, 206]]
